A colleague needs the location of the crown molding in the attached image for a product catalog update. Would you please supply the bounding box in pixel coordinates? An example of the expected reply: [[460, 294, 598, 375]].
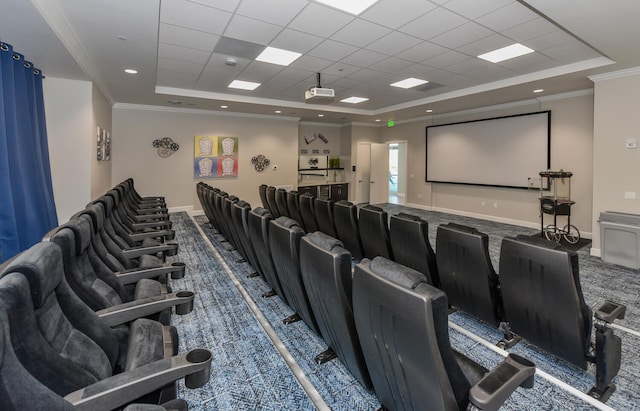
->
[[299, 121, 342, 127], [113, 103, 301, 122], [588, 66, 640, 82], [535, 89, 593, 102]]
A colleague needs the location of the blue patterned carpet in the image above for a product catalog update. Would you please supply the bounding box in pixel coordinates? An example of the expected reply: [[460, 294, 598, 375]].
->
[[167, 204, 640, 410]]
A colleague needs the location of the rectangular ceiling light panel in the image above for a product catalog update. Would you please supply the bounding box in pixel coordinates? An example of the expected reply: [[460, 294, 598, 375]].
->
[[341, 96, 369, 104], [316, 0, 379, 15], [478, 43, 534, 63], [256, 46, 302, 66], [228, 80, 261, 90], [390, 77, 429, 89]]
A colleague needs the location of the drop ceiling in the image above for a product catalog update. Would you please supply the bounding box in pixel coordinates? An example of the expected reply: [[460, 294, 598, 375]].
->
[[2, 0, 639, 123]]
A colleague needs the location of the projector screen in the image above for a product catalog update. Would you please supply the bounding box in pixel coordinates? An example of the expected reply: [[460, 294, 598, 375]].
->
[[426, 111, 550, 189]]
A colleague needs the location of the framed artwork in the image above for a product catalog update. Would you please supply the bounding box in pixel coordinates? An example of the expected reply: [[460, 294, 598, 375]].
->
[[97, 127, 110, 161], [194, 136, 238, 178]]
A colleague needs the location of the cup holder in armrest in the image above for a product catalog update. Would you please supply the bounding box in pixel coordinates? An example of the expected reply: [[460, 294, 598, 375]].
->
[[165, 243, 178, 257], [170, 262, 186, 279], [165, 231, 176, 241], [185, 349, 212, 388], [469, 353, 535, 410], [175, 291, 194, 315], [595, 300, 626, 323]]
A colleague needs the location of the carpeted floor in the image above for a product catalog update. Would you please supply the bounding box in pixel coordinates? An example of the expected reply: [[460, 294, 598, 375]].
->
[[167, 204, 640, 410]]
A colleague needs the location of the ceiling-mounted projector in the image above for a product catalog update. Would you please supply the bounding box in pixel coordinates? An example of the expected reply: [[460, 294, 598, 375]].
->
[[305, 73, 334, 104]]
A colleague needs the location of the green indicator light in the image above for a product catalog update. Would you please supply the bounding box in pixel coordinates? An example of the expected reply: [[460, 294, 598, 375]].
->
[[387, 120, 394, 127]]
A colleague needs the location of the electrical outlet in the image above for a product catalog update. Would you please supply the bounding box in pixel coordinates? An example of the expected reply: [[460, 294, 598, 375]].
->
[[493, 202, 498, 208], [418, 193, 423, 199], [624, 191, 636, 200], [481, 201, 486, 206]]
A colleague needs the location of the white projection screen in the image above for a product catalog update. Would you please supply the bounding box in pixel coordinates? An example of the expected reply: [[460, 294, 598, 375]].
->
[[426, 111, 550, 188]]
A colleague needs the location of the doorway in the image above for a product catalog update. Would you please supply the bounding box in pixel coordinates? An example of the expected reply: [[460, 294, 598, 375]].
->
[[355, 142, 389, 205], [388, 141, 407, 205]]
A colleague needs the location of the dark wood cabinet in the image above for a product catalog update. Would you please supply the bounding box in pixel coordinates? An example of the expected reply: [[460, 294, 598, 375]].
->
[[297, 183, 348, 201], [330, 184, 348, 201]]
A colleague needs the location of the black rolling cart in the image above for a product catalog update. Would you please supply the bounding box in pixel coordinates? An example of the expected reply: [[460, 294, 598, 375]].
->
[[539, 170, 580, 244]]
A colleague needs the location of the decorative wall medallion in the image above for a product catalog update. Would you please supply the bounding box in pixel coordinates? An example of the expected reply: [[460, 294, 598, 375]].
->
[[153, 137, 180, 157], [251, 154, 270, 172]]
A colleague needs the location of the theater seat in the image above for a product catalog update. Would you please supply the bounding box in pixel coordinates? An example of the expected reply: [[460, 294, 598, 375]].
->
[[269, 217, 320, 335], [265, 186, 280, 218], [299, 232, 372, 390], [500, 235, 625, 400], [353, 256, 535, 411], [358, 205, 393, 260], [231, 201, 261, 277], [0, 242, 211, 407], [435, 223, 502, 327], [299, 193, 319, 233], [247, 208, 287, 302], [275, 188, 290, 218], [258, 184, 269, 210], [314, 197, 337, 238], [389, 213, 440, 287], [333, 200, 364, 261], [286, 190, 303, 229]]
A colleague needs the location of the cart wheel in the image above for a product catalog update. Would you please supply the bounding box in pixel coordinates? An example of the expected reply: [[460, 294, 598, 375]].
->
[[562, 225, 581, 244], [544, 225, 561, 242]]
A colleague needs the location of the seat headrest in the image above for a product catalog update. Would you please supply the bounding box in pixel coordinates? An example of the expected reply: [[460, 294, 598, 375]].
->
[[236, 200, 251, 209], [252, 207, 272, 218], [97, 196, 114, 213], [442, 222, 479, 235], [362, 204, 385, 214], [368, 257, 428, 290], [2, 242, 63, 309], [335, 200, 353, 207], [274, 216, 300, 230], [306, 231, 344, 252], [394, 212, 421, 222], [510, 235, 576, 255], [80, 204, 104, 232], [64, 217, 92, 254]]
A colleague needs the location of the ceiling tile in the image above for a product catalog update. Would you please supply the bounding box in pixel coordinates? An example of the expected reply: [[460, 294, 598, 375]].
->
[[205, 52, 252, 72], [308, 40, 358, 60], [524, 30, 576, 52], [540, 41, 602, 63], [187, 0, 240, 12], [196, 68, 239, 89], [395, 41, 449, 63], [158, 43, 212, 65], [238, 61, 284, 82], [160, 0, 232, 35], [361, 0, 437, 29], [496, 52, 554, 71], [422, 50, 468, 67], [444, 57, 498, 75], [430, 22, 494, 49], [476, 2, 538, 32], [330, 19, 392, 48], [157, 70, 200, 88], [341, 49, 388, 67], [271, 67, 318, 84], [223, 15, 283, 45], [443, 0, 512, 20], [399, 7, 468, 40], [288, 3, 353, 38], [365, 31, 422, 55], [322, 62, 362, 77], [159, 24, 220, 52], [213, 36, 264, 60], [236, 0, 308, 26], [288, 55, 333, 72], [502, 17, 559, 43], [369, 57, 414, 73], [157, 58, 205, 75], [330, 76, 362, 90], [271, 29, 324, 54], [347, 68, 387, 82], [397, 63, 436, 77]]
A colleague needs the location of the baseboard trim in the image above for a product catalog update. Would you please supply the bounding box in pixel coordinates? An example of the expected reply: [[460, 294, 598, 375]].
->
[[168, 205, 194, 215], [590, 248, 602, 257]]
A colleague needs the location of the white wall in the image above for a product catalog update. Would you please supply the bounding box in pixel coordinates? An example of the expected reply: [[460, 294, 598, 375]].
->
[[591, 69, 640, 254], [380, 92, 594, 233], [43, 77, 92, 223], [112, 106, 299, 211], [91, 83, 112, 199]]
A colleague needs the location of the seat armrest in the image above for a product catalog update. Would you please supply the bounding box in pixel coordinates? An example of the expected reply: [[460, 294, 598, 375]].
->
[[469, 354, 535, 411], [133, 206, 168, 214], [133, 213, 170, 222], [64, 349, 212, 411], [595, 300, 626, 323], [122, 243, 178, 259], [116, 262, 186, 284], [129, 221, 173, 231], [129, 230, 175, 242], [96, 291, 195, 326]]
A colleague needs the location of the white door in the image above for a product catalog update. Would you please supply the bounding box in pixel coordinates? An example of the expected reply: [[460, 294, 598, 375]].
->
[[356, 143, 371, 203], [370, 143, 389, 204]]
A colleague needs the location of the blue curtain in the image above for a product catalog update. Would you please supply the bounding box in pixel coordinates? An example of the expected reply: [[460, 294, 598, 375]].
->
[[0, 42, 58, 263]]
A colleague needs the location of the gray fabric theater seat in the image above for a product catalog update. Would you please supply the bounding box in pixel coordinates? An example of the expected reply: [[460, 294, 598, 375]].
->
[[333, 200, 364, 261], [390, 213, 440, 287], [248, 208, 287, 302], [436, 223, 502, 326], [299, 232, 372, 390], [266, 186, 280, 218], [299, 193, 319, 233], [275, 188, 290, 218], [353, 257, 535, 411], [358, 205, 393, 260], [314, 197, 337, 238], [286, 190, 304, 229]]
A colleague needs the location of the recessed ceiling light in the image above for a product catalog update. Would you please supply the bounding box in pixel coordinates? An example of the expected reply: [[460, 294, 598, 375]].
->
[[478, 43, 534, 63], [318, 114, 325, 117], [390, 77, 429, 89], [316, 0, 379, 15], [341, 96, 369, 104], [124, 68, 138, 74], [228, 80, 261, 91], [533, 89, 544, 93], [426, 109, 433, 113], [256, 46, 302, 66], [220, 105, 228, 109], [375, 119, 381, 122], [275, 110, 282, 114]]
